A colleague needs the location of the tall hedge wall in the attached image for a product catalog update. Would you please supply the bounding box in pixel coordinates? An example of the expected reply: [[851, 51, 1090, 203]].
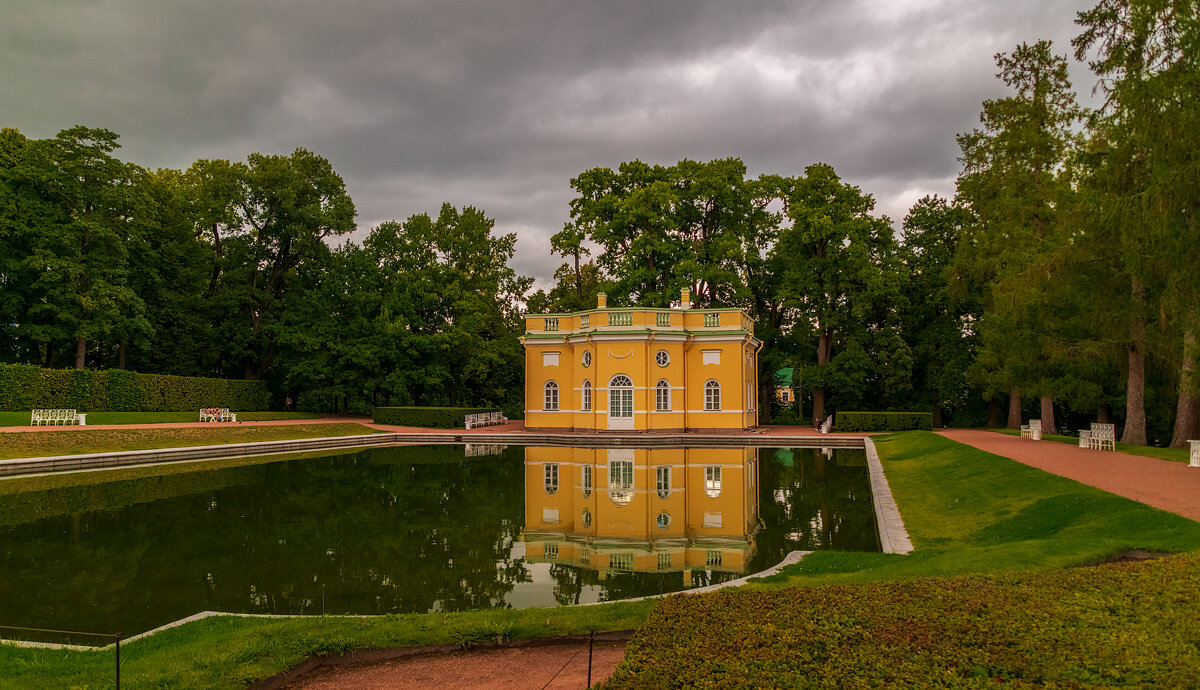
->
[[0, 364, 271, 412], [835, 411, 934, 432], [373, 406, 500, 429]]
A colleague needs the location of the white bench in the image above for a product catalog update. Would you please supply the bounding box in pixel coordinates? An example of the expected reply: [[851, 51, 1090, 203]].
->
[[31, 409, 81, 426], [1189, 440, 1199, 468], [464, 411, 507, 429], [1084, 422, 1115, 451], [1020, 419, 1042, 440], [199, 407, 237, 423]]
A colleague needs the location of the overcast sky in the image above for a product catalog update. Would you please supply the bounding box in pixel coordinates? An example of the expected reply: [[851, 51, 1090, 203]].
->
[[2, 0, 1100, 288]]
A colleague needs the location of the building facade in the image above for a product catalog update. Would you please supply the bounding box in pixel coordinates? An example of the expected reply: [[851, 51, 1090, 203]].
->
[[521, 290, 762, 432]]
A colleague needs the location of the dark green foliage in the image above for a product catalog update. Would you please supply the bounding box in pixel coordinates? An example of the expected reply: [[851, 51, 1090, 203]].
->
[[835, 411, 933, 432], [605, 553, 1200, 688], [372, 406, 499, 428], [0, 363, 270, 411]]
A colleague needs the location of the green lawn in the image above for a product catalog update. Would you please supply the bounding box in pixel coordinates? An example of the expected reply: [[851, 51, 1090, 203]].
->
[[0, 410, 322, 426], [990, 427, 1191, 463], [0, 423, 382, 460], [2, 430, 1198, 688]]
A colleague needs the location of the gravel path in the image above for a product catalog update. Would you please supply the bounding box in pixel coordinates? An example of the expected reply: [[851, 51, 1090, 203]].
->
[[937, 429, 1200, 522], [284, 641, 627, 690]]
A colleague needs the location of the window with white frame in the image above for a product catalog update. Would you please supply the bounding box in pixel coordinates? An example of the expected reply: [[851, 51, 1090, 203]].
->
[[544, 463, 559, 493], [543, 381, 559, 410], [705, 465, 722, 498], [608, 458, 634, 504], [582, 464, 592, 497], [581, 509, 592, 527], [704, 380, 721, 410], [581, 350, 591, 367], [656, 379, 670, 411], [655, 349, 670, 367], [656, 512, 671, 528], [656, 466, 670, 499], [581, 379, 592, 411]]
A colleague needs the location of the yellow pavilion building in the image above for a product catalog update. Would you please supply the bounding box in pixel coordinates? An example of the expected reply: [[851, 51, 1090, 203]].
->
[[521, 290, 762, 432], [521, 447, 760, 581]]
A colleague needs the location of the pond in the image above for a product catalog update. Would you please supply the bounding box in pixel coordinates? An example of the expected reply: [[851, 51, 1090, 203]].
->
[[0, 444, 878, 639]]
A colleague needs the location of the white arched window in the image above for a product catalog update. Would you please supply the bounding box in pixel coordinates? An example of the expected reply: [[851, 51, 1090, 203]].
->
[[543, 381, 559, 410], [655, 379, 670, 411], [704, 380, 721, 411], [582, 379, 592, 411]]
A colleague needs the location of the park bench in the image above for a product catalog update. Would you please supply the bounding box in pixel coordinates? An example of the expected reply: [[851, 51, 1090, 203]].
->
[[1020, 419, 1042, 440], [199, 407, 237, 423], [464, 411, 507, 429], [1083, 422, 1115, 451], [1189, 440, 1199, 468], [30, 409, 82, 426]]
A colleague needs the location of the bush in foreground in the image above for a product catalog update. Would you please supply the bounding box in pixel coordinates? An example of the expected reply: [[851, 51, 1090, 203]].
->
[[606, 552, 1200, 688], [372, 406, 499, 428]]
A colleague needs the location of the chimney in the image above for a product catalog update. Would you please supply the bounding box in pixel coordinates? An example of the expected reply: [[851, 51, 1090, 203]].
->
[[680, 288, 691, 310], [597, 292, 607, 309]]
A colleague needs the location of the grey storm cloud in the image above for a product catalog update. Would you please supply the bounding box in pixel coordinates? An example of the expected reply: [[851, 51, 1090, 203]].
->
[[2, 0, 1100, 287]]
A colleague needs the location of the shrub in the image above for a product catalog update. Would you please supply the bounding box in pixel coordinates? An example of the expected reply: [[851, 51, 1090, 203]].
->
[[836, 411, 933, 432], [372, 406, 500, 428], [0, 364, 271, 412]]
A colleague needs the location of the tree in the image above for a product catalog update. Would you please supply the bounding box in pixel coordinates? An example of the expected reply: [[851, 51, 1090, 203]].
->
[[955, 40, 1083, 433], [1075, 0, 1200, 447], [774, 163, 903, 427]]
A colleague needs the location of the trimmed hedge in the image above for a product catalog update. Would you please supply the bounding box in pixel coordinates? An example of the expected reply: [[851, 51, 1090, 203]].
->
[[835, 410, 933, 432], [372, 406, 500, 428], [0, 363, 271, 412], [608, 554, 1200, 688]]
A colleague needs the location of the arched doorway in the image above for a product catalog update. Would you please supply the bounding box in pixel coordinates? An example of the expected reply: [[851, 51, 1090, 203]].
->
[[608, 374, 634, 430]]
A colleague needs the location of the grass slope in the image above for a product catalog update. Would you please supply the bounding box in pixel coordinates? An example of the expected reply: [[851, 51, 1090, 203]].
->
[[757, 431, 1200, 586], [0, 423, 381, 460], [605, 553, 1200, 688], [0, 411, 322, 426], [989, 427, 1191, 464]]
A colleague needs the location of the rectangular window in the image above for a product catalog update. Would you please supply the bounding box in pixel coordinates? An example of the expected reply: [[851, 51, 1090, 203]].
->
[[656, 312, 670, 327], [706, 550, 722, 567], [704, 313, 720, 327], [610, 554, 633, 571], [545, 317, 558, 331], [609, 312, 632, 326], [657, 552, 672, 570], [609, 460, 634, 490], [705, 466, 722, 497], [545, 543, 558, 559], [582, 465, 592, 497], [580, 314, 590, 328], [544, 463, 559, 493], [656, 466, 670, 499], [582, 383, 592, 411], [656, 384, 670, 411], [705, 382, 721, 410]]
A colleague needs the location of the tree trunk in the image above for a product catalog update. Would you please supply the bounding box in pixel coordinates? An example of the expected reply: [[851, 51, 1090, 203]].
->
[[987, 398, 1002, 428], [1007, 389, 1021, 429], [118, 342, 127, 370], [1097, 404, 1111, 424], [44, 342, 54, 369], [812, 328, 831, 428], [74, 337, 86, 369], [1170, 329, 1199, 449], [1122, 279, 1147, 445], [1040, 396, 1056, 435], [932, 404, 944, 429]]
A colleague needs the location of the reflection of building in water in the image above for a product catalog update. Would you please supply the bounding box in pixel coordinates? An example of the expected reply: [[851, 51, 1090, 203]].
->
[[522, 447, 760, 583]]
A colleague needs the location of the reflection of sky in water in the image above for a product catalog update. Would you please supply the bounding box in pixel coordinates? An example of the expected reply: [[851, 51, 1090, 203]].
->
[[0, 444, 876, 639]]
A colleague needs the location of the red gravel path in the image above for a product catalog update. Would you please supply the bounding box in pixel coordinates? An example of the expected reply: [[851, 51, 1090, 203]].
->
[[285, 641, 626, 690], [938, 429, 1200, 522]]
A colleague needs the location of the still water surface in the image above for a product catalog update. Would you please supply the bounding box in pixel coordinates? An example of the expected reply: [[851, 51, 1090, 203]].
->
[[0, 444, 877, 637]]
